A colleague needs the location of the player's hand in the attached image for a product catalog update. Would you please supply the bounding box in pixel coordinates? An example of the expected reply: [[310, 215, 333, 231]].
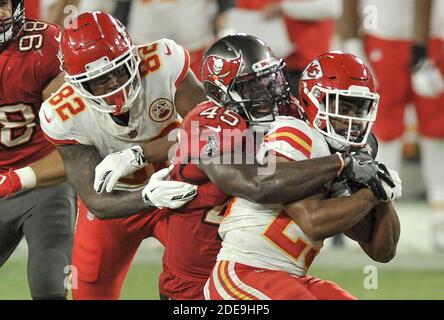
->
[[0, 169, 22, 198], [142, 167, 198, 209], [411, 58, 444, 98], [376, 163, 402, 202], [340, 150, 379, 184], [341, 152, 402, 202], [94, 146, 147, 194]]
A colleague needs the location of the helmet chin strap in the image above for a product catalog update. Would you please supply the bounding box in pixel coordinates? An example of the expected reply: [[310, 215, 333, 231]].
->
[[325, 135, 350, 152], [107, 90, 126, 115], [113, 97, 124, 115]]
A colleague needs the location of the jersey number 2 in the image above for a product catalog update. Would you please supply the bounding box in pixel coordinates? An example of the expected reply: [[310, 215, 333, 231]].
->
[[263, 212, 318, 269], [49, 86, 86, 121]]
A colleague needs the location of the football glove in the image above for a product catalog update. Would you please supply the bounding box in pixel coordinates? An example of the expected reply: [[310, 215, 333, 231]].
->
[[94, 146, 147, 194], [142, 167, 198, 209]]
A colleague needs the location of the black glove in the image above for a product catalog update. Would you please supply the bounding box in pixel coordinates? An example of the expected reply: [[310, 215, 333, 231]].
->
[[349, 133, 379, 160], [340, 151, 396, 201], [341, 151, 378, 185], [369, 162, 397, 201]]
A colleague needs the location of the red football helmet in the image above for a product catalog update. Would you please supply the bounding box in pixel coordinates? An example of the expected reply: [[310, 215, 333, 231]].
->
[[298, 51, 379, 150], [60, 11, 141, 115]]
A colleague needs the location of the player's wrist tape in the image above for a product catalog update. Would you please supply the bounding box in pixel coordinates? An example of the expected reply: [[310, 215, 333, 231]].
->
[[15, 167, 37, 190], [336, 152, 345, 177]]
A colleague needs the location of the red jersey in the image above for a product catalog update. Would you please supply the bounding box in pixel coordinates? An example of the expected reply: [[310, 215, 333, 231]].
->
[[160, 101, 248, 299], [24, 0, 41, 19], [0, 19, 61, 172]]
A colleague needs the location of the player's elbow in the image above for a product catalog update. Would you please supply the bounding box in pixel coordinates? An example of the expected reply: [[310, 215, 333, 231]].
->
[[80, 197, 111, 220], [368, 244, 397, 263], [86, 205, 107, 220]]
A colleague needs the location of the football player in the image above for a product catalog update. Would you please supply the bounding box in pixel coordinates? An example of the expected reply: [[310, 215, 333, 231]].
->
[[39, 11, 202, 299], [95, 34, 394, 300], [204, 51, 401, 300], [0, 0, 76, 299]]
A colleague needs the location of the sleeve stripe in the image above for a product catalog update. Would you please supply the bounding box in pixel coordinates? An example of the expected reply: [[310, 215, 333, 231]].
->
[[43, 132, 79, 146], [274, 126, 312, 147], [175, 47, 190, 89], [264, 132, 312, 158]]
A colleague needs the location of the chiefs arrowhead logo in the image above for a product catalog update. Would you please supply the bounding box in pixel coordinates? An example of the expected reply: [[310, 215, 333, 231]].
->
[[302, 60, 323, 80], [202, 55, 242, 86]]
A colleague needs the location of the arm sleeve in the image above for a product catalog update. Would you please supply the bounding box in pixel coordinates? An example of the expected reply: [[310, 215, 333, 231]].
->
[[256, 117, 314, 163], [160, 38, 191, 90], [39, 100, 91, 146]]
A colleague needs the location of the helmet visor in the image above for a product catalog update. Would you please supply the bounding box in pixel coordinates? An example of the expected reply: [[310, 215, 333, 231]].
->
[[230, 66, 289, 122], [315, 89, 379, 147], [65, 46, 141, 114]]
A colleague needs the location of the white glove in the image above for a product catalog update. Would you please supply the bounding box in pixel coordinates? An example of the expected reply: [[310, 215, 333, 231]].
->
[[381, 168, 402, 202], [142, 167, 198, 209], [412, 58, 444, 98], [94, 146, 147, 194]]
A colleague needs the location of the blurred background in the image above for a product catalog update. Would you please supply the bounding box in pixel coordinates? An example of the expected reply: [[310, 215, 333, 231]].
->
[[0, 0, 443, 299]]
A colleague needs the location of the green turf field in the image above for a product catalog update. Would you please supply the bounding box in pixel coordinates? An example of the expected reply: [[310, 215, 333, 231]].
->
[[1, 260, 443, 300]]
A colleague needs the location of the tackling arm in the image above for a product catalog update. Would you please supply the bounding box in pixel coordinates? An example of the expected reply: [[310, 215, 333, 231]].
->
[[346, 202, 400, 263], [57, 143, 152, 219], [198, 153, 343, 204], [284, 188, 379, 241]]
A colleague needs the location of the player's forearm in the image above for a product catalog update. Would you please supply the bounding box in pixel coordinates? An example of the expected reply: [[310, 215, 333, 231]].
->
[[81, 190, 154, 219], [257, 155, 342, 203], [200, 154, 342, 204], [29, 150, 66, 188], [285, 189, 379, 241], [57, 144, 152, 219], [142, 135, 175, 163], [359, 203, 400, 263]]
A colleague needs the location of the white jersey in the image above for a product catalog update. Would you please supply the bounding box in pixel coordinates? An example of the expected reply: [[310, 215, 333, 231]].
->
[[40, 38, 189, 190], [360, 0, 415, 40], [217, 117, 331, 277], [127, 0, 214, 52]]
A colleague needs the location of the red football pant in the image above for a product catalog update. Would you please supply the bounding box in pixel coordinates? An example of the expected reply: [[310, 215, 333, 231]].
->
[[71, 199, 168, 300], [364, 35, 444, 140], [364, 34, 413, 141], [413, 37, 444, 139], [204, 260, 356, 300]]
